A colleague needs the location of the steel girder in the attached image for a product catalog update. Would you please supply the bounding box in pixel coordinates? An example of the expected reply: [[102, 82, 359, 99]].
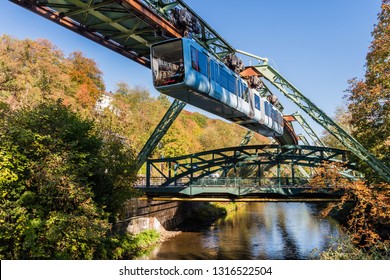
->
[[142, 0, 235, 58], [292, 112, 327, 148], [136, 99, 186, 167], [239, 130, 254, 146], [145, 144, 351, 187], [255, 64, 390, 183], [292, 113, 362, 180], [11, 0, 236, 61], [10, 0, 183, 67]]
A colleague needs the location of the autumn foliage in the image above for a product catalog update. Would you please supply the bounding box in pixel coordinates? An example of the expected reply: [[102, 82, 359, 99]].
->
[[345, 0, 390, 183], [310, 162, 389, 255], [0, 35, 104, 113]]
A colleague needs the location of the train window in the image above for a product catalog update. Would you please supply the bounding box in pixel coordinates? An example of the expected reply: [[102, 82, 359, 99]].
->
[[198, 52, 208, 77], [242, 88, 249, 102], [210, 60, 219, 83], [219, 67, 237, 94], [191, 46, 199, 71], [210, 60, 215, 80], [151, 39, 184, 87], [191, 47, 208, 77], [228, 76, 236, 94], [264, 101, 270, 116], [220, 67, 228, 89], [214, 62, 219, 83], [254, 94, 260, 110], [242, 84, 248, 101]]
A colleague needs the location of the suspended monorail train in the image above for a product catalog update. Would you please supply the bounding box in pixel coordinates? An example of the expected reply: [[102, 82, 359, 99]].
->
[[151, 38, 284, 137]]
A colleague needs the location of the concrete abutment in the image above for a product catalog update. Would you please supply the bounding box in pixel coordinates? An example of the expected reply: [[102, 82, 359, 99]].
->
[[114, 198, 202, 235]]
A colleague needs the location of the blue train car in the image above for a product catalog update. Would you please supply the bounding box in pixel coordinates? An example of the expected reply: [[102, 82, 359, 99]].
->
[[151, 38, 283, 137]]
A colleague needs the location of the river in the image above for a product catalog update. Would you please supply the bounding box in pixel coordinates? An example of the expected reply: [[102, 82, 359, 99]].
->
[[142, 202, 341, 260]]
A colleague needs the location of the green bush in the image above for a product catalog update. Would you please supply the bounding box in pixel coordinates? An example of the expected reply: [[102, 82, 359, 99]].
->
[[0, 100, 138, 259], [98, 230, 160, 260]]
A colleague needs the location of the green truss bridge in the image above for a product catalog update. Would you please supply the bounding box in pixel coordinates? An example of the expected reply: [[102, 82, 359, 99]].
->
[[135, 145, 352, 202]]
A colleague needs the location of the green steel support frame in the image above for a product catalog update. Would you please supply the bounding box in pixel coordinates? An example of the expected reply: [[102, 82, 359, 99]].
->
[[240, 131, 254, 146], [293, 113, 361, 180], [255, 64, 390, 183], [143, 0, 235, 58], [292, 112, 327, 148], [136, 99, 186, 168]]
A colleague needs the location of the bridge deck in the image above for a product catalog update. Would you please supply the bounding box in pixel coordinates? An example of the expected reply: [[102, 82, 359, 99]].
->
[[139, 197, 345, 202], [135, 184, 345, 202]]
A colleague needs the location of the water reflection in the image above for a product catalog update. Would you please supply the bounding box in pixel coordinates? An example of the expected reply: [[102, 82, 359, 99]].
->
[[144, 203, 340, 260]]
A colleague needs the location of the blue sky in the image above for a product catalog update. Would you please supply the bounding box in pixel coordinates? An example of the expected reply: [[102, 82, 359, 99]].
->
[[0, 0, 382, 139]]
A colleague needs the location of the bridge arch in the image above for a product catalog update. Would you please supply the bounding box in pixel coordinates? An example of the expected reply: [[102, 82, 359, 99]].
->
[[144, 145, 353, 188]]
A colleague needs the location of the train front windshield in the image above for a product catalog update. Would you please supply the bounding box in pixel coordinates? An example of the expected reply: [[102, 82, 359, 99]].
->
[[151, 40, 184, 87]]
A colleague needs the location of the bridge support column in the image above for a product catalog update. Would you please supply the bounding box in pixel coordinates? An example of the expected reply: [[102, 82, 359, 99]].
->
[[146, 161, 151, 188], [257, 163, 263, 186], [291, 163, 296, 185]]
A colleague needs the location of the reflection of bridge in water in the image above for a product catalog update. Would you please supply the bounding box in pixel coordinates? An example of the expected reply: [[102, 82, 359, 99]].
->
[[135, 145, 351, 202]]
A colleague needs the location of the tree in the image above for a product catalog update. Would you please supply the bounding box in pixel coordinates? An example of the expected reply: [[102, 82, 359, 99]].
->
[[0, 100, 138, 259], [0, 35, 70, 108], [310, 163, 389, 252], [68, 51, 105, 108], [321, 104, 352, 149], [0, 36, 107, 116], [345, 0, 390, 182]]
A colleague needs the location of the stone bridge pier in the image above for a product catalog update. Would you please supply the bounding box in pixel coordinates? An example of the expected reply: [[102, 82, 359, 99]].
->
[[114, 198, 201, 235]]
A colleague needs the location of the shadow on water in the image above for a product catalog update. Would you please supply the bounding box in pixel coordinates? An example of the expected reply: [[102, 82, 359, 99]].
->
[[141, 202, 341, 260]]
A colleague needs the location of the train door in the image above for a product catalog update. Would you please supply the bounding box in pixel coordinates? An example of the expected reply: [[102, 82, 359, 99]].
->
[[209, 59, 222, 101], [236, 80, 243, 111], [271, 108, 276, 131], [189, 44, 210, 94], [259, 96, 266, 125], [253, 93, 262, 123], [263, 100, 271, 128]]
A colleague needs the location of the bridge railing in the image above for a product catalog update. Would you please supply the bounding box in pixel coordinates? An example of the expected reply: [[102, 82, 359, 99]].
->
[[191, 177, 310, 188], [136, 176, 189, 187], [135, 176, 311, 188]]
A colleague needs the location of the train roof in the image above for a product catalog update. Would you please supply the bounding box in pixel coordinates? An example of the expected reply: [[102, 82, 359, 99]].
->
[[240, 66, 262, 78]]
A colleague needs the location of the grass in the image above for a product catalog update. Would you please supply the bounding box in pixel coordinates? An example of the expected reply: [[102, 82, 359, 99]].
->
[[104, 229, 160, 259], [313, 235, 389, 260]]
